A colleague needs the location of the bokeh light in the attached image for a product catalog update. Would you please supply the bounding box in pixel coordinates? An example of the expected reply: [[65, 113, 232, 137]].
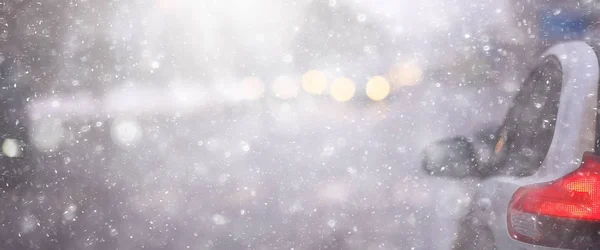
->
[[272, 76, 299, 100], [389, 63, 423, 87], [2, 139, 21, 158], [330, 77, 356, 102], [302, 70, 328, 95], [111, 118, 143, 148], [241, 76, 265, 100], [366, 76, 391, 101]]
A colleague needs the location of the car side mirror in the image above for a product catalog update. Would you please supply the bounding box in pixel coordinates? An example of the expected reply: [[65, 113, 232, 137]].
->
[[421, 137, 479, 178]]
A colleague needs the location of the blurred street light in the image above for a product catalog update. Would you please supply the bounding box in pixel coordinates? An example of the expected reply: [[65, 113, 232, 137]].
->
[[330, 77, 356, 102], [302, 70, 328, 95], [366, 76, 391, 101], [111, 118, 143, 148], [389, 63, 423, 87], [2, 139, 22, 158]]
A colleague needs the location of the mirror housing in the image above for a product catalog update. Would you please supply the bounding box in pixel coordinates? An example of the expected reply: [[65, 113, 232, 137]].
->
[[421, 137, 479, 178]]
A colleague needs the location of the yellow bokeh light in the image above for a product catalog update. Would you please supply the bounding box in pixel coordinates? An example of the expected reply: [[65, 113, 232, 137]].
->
[[389, 63, 423, 87], [330, 77, 356, 102], [366, 76, 391, 101], [302, 70, 328, 95]]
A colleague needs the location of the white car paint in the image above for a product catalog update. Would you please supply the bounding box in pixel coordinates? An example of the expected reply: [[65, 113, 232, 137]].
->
[[475, 41, 600, 249]]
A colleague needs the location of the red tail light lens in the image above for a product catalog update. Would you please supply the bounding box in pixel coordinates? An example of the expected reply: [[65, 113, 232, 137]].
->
[[508, 152, 600, 248], [510, 152, 600, 220]]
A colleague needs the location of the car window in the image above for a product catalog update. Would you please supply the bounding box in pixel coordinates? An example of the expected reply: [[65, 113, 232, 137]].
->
[[494, 57, 563, 176]]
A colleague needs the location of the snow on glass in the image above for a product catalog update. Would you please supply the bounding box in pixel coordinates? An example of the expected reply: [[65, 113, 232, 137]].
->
[[1, 0, 533, 249]]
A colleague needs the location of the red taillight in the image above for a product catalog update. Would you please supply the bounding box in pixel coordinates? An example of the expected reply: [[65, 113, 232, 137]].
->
[[510, 152, 600, 220], [508, 152, 600, 247]]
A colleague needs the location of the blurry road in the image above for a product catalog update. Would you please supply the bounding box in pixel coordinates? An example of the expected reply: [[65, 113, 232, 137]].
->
[[0, 0, 528, 248], [0, 81, 512, 250]]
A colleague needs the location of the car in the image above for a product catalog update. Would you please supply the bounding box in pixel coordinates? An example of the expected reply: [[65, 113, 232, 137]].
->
[[422, 41, 600, 249]]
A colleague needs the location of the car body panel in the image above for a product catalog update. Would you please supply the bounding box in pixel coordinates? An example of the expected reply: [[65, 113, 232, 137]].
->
[[476, 41, 600, 250]]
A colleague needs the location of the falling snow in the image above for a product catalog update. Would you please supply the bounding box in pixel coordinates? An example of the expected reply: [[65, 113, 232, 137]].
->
[[0, 0, 591, 249]]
